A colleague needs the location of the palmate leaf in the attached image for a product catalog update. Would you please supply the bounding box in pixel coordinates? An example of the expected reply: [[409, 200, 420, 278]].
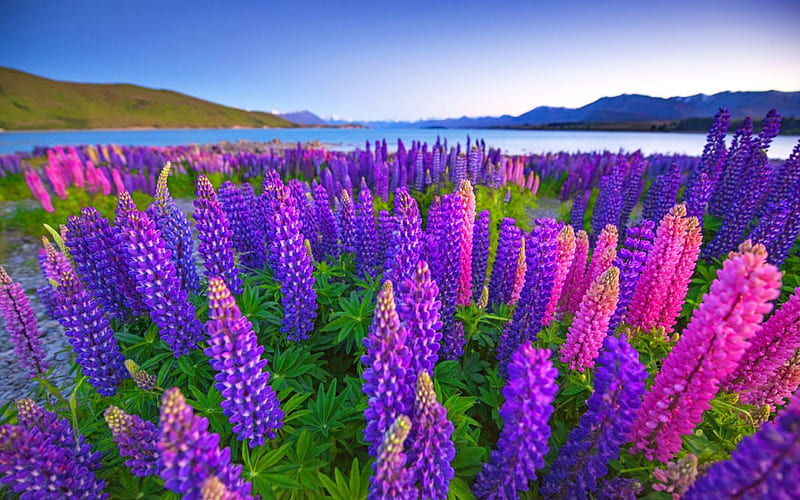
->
[[317, 458, 370, 500], [242, 440, 301, 497], [269, 345, 327, 393], [298, 379, 361, 440], [319, 290, 375, 354]]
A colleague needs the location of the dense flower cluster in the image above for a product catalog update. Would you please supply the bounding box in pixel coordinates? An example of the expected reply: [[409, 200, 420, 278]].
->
[[609, 221, 655, 332], [488, 218, 522, 308], [194, 175, 243, 294], [396, 260, 443, 378], [0, 266, 49, 377], [104, 405, 159, 477], [471, 209, 491, 301]]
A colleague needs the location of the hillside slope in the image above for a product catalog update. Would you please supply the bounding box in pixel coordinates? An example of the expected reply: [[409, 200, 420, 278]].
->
[[0, 67, 296, 130]]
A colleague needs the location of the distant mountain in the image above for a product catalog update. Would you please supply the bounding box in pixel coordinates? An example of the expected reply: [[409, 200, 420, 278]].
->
[[0, 67, 297, 130], [363, 90, 800, 129], [278, 110, 327, 126]]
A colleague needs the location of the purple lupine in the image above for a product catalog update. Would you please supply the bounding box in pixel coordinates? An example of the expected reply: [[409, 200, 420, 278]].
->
[[757, 108, 782, 150], [0, 266, 48, 378], [338, 189, 357, 254], [218, 180, 265, 271], [376, 209, 395, 274], [430, 194, 465, 360], [608, 220, 655, 332], [266, 185, 317, 341], [396, 260, 443, 378], [683, 392, 800, 499], [66, 207, 132, 319], [385, 188, 423, 286], [369, 415, 415, 500], [54, 268, 127, 396], [595, 478, 643, 500], [0, 399, 107, 499], [158, 388, 253, 500], [146, 164, 200, 292], [571, 190, 589, 231], [354, 180, 379, 277], [104, 405, 159, 477], [488, 218, 522, 309], [685, 107, 731, 220], [362, 281, 413, 457], [498, 218, 559, 373], [591, 165, 624, 240], [471, 209, 490, 301], [119, 210, 203, 358], [473, 343, 557, 499], [313, 183, 340, 260], [205, 277, 284, 446], [239, 182, 269, 269], [408, 371, 455, 500], [643, 162, 682, 223], [125, 359, 156, 391], [541, 335, 646, 499], [193, 175, 243, 294], [708, 115, 752, 218], [750, 195, 800, 267]]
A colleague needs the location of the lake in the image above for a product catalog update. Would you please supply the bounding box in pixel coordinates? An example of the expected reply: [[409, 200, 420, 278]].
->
[[1, 128, 798, 158]]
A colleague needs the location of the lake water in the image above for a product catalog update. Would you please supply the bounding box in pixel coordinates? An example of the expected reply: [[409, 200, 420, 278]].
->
[[1, 128, 798, 158]]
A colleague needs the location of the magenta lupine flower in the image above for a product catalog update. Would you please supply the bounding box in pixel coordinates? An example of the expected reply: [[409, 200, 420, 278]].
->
[[456, 180, 476, 305], [508, 238, 526, 306], [746, 350, 800, 410], [608, 220, 655, 332], [23, 168, 54, 212], [0, 266, 48, 378], [725, 286, 800, 404], [488, 218, 522, 308], [542, 334, 646, 499], [543, 225, 577, 326], [354, 180, 379, 277], [369, 415, 416, 500], [629, 241, 782, 462], [119, 210, 203, 357], [54, 268, 127, 396], [471, 209, 491, 301], [558, 230, 590, 316], [396, 260, 443, 379], [312, 183, 340, 260], [626, 204, 702, 336], [432, 194, 465, 360], [408, 371, 455, 500], [684, 392, 800, 499], [146, 164, 200, 292], [362, 281, 413, 457], [584, 224, 618, 292], [158, 388, 253, 500], [205, 277, 284, 446], [193, 175, 243, 294], [0, 399, 107, 499], [104, 405, 159, 477], [473, 344, 557, 499], [560, 267, 620, 372], [266, 185, 317, 342], [385, 188, 423, 286]]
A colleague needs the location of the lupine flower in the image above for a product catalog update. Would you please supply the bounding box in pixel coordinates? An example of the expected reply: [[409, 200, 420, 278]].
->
[[585, 224, 618, 290], [266, 185, 317, 342], [471, 209, 490, 301], [408, 371, 455, 500], [54, 268, 127, 396], [146, 164, 201, 291], [543, 225, 577, 326], [560, 267, 621, 371], [595, 478, 643, 500], [125, 359, 156, 391], [725, 286, 800, 403], [0, 399, 107, 499], [119, 210, 204, 357], [205, 277, 284, 446], [508, 237, 526, 306], [158, 388, 252, 500], [629, 241, 782, 462], [559, 230, 590, 316], [115, 190, 137, 227], [542, 334, 646, 499], [476, 285, 489, 309], [456, 180, 476, 305], [591, 169, 624, 240], [193, 175, 243, 294], [355, 180, 379, 276], [684, 392, 800, 499], [626, 204, 702, 336], [338, 189, 357, 254], [23, 168, 54, 212], [684, 108, 731, 220], [362, 281, 413, 457], [608, 221, 655, 332], [396, 260, 443, 379], [202, 475, 248, 500], [431, 194, 465, 360], [312, 183, 340, 260], [498, 219, 559, 373], [104, 405, 159, 477], [0, 266, 48, 377], [708, 117, 754, 217], [385, 188, 423, 285], [652, 453, 699, 499], [745, 350, 800, 410], [750, 198, 799, 267], [369, 415, 415, 500], [488, 218, 522, 308], [217, 180, 266, 271], [571, 190, 589, 231], [473, 344, 557, 499], [376, 209, 395, 273]]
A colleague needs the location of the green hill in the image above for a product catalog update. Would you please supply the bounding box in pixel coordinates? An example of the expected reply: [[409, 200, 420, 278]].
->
[[0, 67, 297, 130]]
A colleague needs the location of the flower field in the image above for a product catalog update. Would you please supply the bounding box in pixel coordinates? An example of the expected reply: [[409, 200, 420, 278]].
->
[[0, 108, 799, 499]]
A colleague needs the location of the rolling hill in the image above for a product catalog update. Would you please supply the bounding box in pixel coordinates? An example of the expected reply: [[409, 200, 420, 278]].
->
[[0, 66, 297, 130]]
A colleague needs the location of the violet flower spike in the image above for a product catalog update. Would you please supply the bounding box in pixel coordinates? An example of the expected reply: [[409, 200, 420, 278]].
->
[[0, 266, 49, 378]]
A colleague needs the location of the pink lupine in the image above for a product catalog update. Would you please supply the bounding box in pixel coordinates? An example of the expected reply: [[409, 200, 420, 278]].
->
[[626, 204, 702, 336], [456, 180, 476, 306], [745, 350, 800, 410], [111, 168, 126, 194], [585, 224, 618, 289], [24, 169, 54, 212], [558, 230, 590, 316], [560, 267, 620, 372], [628, 241, 782, 462], [544, 225, 577, 326], [509, 238, 526, 306]]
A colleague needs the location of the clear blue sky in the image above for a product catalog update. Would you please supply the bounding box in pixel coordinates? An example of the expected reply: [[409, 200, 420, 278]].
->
[[1, 0, 798, 121]]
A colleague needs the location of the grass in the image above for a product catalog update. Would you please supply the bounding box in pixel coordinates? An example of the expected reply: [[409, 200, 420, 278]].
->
[[0, 67, 298, 130]]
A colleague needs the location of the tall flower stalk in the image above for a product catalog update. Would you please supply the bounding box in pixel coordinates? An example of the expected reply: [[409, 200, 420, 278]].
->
[[0, 266, 49, 378]]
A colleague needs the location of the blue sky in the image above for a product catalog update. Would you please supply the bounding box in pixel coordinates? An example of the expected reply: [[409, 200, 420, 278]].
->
[[1, 0, 798, 121]]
